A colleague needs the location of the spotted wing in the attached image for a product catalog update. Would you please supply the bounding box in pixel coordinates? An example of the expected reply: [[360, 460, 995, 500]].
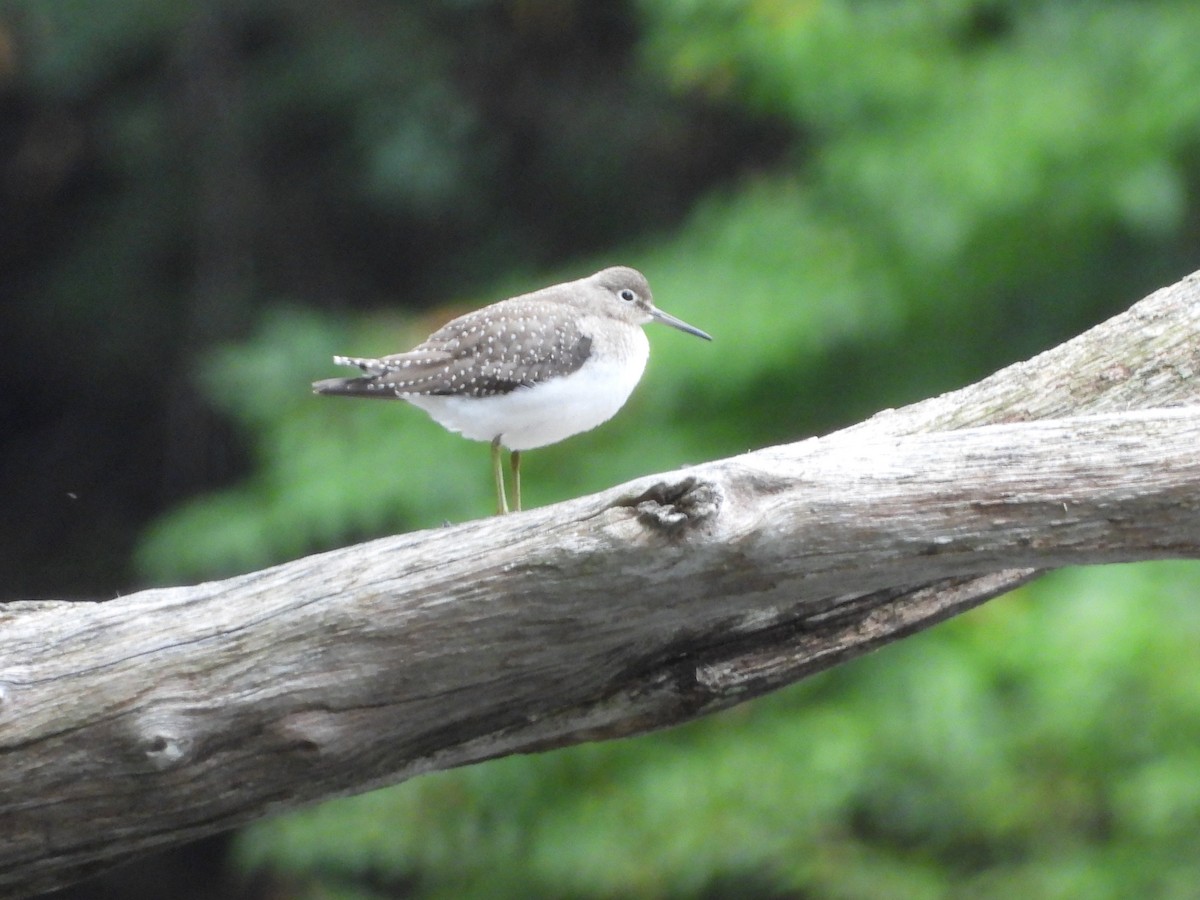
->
[[312, 299, 593, 399]]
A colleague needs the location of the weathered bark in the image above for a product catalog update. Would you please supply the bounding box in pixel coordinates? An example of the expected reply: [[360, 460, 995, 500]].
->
[[3, 270, 1200, 898]]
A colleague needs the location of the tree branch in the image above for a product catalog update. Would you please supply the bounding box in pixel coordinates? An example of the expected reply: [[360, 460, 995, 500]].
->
[[3, 270, 1200, 898]]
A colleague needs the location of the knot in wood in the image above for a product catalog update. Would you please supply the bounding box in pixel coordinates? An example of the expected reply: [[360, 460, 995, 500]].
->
[[135, 717, 195, 770], [627, 476, 720, 531]]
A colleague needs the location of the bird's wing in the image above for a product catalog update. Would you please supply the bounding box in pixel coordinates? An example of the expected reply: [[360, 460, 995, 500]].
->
[[313, 300, 592, 398]]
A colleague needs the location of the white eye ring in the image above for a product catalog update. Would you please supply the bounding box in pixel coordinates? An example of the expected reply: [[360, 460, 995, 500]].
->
[[619, 289, 636, 302]]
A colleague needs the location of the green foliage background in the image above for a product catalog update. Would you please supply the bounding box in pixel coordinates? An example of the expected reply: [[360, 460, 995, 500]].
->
[[6, 0, 1200, 897]]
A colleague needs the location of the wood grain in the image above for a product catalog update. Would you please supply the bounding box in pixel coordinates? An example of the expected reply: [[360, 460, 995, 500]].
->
[[3, 270, 1200, 898]]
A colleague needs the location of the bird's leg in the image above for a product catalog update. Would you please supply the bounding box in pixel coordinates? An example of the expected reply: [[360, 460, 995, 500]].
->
[[511, 449, 522, 512], [491, 436, 509, 515]]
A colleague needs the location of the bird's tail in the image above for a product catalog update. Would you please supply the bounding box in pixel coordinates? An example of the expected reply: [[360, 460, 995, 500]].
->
[[312, 356, 397, 398]]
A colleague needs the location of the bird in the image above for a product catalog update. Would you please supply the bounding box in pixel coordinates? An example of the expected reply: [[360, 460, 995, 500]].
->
[[313, 266, 711, 514]]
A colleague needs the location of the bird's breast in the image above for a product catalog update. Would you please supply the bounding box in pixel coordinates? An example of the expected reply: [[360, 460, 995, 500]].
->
[[404, 326, 649, 450]]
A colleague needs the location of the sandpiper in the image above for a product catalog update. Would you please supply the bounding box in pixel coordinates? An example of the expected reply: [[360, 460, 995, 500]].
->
[[313, 266, 711, 513]]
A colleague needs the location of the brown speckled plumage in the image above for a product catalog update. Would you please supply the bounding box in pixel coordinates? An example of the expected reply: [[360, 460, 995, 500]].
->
[[315, 300, 597, 399]]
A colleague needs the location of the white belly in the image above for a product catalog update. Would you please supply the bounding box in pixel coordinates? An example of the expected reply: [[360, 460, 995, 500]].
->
[[404, 337, 649, 451]]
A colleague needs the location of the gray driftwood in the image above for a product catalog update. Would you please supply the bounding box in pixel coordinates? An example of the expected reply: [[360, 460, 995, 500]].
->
[[3, 270, 1200, 898]]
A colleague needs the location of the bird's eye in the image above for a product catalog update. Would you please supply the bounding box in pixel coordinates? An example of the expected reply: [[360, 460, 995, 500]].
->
[[619, 289, 636, 302]]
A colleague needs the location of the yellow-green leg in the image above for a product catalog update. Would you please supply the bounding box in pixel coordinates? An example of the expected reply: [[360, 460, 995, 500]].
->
[[491, 436, 509, 515], [511, 449, 522, 512]]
